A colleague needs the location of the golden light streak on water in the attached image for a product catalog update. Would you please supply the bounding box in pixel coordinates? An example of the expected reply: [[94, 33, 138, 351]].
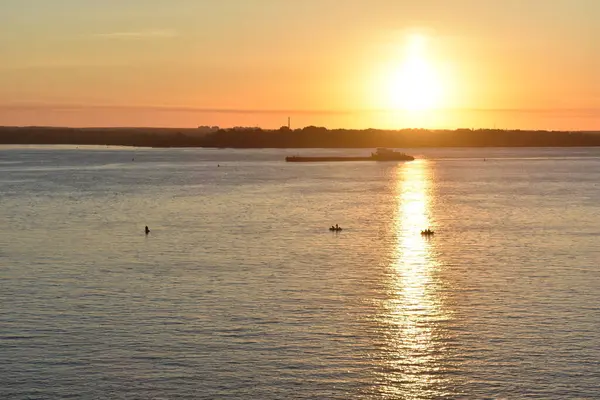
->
[[379, 159, 451, 398]]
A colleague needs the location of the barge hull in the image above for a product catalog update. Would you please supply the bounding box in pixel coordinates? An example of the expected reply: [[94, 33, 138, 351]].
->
[[285, 156, 414, 162], [286, 157, 372, 162]]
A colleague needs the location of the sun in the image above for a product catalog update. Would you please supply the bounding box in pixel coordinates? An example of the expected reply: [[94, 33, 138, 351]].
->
[[387, 34, 442, 112]]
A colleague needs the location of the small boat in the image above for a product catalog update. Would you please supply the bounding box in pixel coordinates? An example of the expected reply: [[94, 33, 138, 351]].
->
[[329, 225, 343, 232], [420, 229, 434, 235]]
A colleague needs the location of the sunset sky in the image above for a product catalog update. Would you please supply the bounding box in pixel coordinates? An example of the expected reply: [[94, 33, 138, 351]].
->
[[1, 0, 598, 130]]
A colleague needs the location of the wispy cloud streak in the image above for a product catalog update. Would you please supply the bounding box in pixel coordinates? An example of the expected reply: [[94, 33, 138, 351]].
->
[[1, 103, 599, 118], [92, 30, 178, 39]]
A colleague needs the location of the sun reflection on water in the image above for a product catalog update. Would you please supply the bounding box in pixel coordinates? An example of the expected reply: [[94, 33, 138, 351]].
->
[[378, 159, 451, 398]]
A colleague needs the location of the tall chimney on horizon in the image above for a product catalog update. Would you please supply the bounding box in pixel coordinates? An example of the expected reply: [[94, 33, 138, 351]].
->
[[288, 117, 291, 129]]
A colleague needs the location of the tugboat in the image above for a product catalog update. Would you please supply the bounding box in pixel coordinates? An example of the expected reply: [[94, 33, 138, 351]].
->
[[286, 148, 414, 162], [370, 148, 415, 161]]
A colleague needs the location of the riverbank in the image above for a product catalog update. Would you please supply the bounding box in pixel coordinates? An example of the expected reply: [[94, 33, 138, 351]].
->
[[2, 126, 600, 148]]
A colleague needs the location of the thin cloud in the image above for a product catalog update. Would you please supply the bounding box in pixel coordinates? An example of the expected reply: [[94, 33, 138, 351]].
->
[[1, 103, 599, 119], [92, 30, 178, 39], [0, 60, 130, 70], [0, 104, 356, 115]]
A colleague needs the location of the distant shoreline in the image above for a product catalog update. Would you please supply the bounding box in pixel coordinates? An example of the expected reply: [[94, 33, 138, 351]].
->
[[2, 126, 600, 148]]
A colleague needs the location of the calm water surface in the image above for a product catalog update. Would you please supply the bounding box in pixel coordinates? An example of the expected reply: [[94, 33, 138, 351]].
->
[[1, 146, 600, 399]]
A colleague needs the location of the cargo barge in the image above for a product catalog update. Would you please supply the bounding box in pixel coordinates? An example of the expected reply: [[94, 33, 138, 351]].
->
[[285, 148, 415, 162]]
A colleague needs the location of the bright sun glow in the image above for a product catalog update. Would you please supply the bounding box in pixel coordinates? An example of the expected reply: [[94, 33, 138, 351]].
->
[[388, 34, 443, 112]]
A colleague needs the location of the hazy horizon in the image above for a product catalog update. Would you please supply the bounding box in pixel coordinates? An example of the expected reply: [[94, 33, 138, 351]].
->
[[1, 0, 598, 130]]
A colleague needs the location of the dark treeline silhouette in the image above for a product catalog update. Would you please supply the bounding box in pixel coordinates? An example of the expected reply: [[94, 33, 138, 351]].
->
[[0, 127, 208, 147], [1, 125, 600, 148]]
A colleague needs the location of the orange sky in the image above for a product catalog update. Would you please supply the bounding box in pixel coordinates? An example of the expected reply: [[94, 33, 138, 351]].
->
[[0, 0, 598, 130]]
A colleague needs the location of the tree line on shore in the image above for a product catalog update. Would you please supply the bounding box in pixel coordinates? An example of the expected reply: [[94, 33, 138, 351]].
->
[[1, 125, 599, 148]]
